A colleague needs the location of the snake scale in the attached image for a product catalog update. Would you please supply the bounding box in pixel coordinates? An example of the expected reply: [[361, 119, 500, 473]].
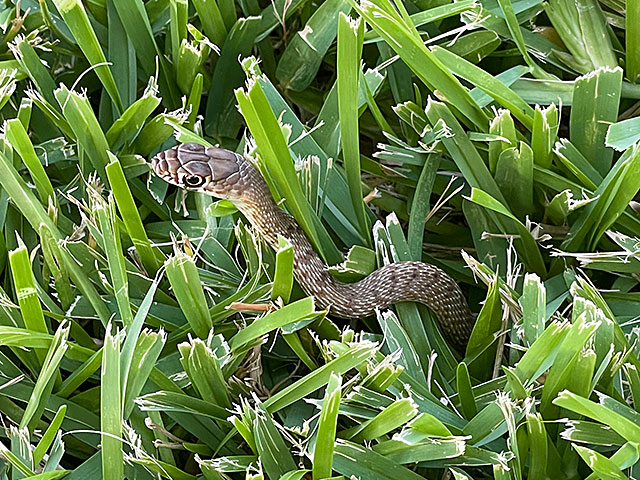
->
[[151, 143, 474, 349]]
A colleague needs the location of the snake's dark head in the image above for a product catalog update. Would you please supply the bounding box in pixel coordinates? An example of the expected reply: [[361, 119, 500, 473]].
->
[[150, 143, 246, 200]]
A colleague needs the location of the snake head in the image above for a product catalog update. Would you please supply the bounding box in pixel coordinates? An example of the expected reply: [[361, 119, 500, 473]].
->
[[150, 143, 245, 199]]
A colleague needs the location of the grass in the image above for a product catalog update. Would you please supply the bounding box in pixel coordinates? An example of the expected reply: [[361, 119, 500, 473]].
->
[[0, 0, 638, 478]]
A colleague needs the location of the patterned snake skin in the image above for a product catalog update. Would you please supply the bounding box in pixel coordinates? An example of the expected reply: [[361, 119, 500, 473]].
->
[[151, 143, 474, 349]]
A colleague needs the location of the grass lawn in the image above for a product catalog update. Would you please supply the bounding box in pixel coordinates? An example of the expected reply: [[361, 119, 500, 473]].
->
[[0, 0, 639, 478]]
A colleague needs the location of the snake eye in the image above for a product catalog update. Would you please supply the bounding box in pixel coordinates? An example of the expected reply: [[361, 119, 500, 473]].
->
[[184, 175, 205, 188]]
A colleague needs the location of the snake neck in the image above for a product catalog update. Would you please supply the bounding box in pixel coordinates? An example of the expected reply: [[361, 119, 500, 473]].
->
[[234, 161, 473, 349]]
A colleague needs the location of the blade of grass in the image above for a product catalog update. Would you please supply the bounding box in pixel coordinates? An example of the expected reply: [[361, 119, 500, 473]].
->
[[101, 325, 123, 480], [105, 156, 162, 273], [313, 373, 341, 480], [50, 0, 123, 112], [338, 13, 369, 242], [165, 247, 212, 338], [9, 238, 48, 364], [19, 321, 69, 433], [569, 67, 623, 177], [4, 119, 55, 205]]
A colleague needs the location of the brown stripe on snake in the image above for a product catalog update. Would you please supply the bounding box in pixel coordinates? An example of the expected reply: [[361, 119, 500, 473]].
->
[[151, 143, 475, 349]]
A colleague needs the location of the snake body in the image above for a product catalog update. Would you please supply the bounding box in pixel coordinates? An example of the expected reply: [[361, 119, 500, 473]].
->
[[151, 143, 474, 349]]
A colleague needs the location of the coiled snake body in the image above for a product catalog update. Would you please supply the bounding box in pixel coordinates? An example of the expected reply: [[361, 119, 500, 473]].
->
[[151, 143, 474, 349]]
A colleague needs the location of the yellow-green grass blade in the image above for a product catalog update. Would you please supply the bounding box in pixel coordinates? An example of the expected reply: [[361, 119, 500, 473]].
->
[[105, 79, 161, 151], [93, 193, 133, 327], [169, 0, 188, 66], [519, 273, 545, 345], [4, 118, 55, 205], [101, 325, 123, 480], [531, 103, 559, 169], [105, 156, 162, 273], [606, 116, 640, 152], [120, 275, 161, 417], [345, 398, 418, 442], [0, 149, 110, 323], [192, 0, 227, 46], [178, 337, 231, 409], [229, 297, 316, 352], [32, 405, 66, 466], [312, 373, 341, 480], [337, 13, 369, 242], [431, 46, 534, 130], [271, 236, 294, 303], [263, 341, 377, 412], [569, 67, 623, 177], [563, 143, 640, 252], [54, 85, 111, 180], [546, 0, 617, 73], [253, 404, 297, 478], [467, 188, 546, 276], [333, 439, 429, 479], [235, 78, 340, 263], [9, 239, 49, 364], [165, 248, 212, 338], [50, 0, 123, 112], [19, 321, 69, 433], [573, 445, 629, 480], [10, 37, 58, 107], [39, 224, 74, 312]]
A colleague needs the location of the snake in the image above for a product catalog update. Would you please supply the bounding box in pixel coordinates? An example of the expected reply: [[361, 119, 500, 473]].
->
[[151, 143, 474, 349]]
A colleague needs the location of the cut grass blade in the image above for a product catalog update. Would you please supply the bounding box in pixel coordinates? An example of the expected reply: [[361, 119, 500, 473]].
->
[[9, 238, 49, 364], [50, 0, 123, 112], [165, 247, 212, 339], [569, 67, 623, 177], [93, 192, 133, 327], [313, 373, 341, 480], [338, 13, 369, 243], [101, 325, 123, 480], [105, 156, 161, 273], [4, 119, 55, 205]]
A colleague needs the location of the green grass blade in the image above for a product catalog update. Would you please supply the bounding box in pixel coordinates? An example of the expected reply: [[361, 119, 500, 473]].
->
[[4, 119, 55, 205], [431, 46, 534, 130], [235, 77, 340, 263], [263, 342, 377, 412], [105, 156, 161, 273], [271, 236, 294, 303], [229, 297, 316, 352], [50, 0, 123, 112], [192, 0, 227, 46], [19, 322, 69, 432], [9, 239, 48, 363], [165, 248, 212, 338], [93, 193, 133, 327], [101, 325, 123, 480], [338, 13, 369, 242], [276, 0, 351, 91], [32, 405, 67, 465], [355, 0, 488, 129], [313, 373, 341, 480], [569, 67, 623, 176]]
